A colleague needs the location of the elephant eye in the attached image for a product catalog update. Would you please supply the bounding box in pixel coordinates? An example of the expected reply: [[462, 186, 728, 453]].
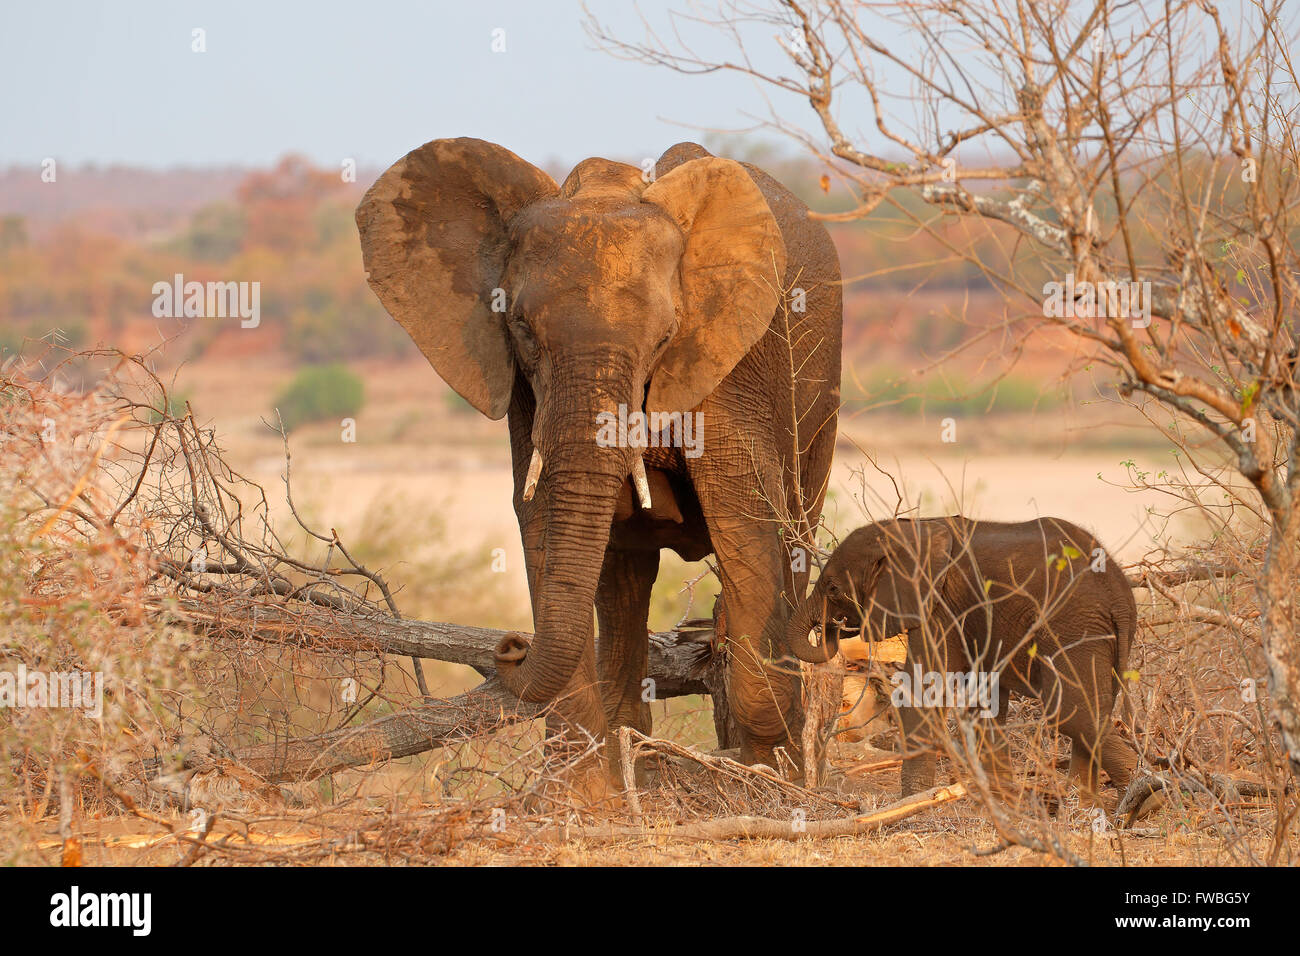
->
[[652, 328, 674, 359], [507, 313, 540, 366]]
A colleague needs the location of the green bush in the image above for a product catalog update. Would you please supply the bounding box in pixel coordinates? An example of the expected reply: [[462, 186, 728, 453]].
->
[[148, 389, 191, 424], [844, 371, 1064, 415], [273, 364, 364, 433], [168, 202, 246, 261], [0, 316, 88, 357], [284, 297, 415, 364]]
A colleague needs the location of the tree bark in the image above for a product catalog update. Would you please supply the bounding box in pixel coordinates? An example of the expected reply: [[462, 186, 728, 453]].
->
[[800, 660, 844, 788], [1260, 516, 1300, 779], [158, 596, 717, 696], [153, 597, 722, 781], [231, 677, 540, 782]]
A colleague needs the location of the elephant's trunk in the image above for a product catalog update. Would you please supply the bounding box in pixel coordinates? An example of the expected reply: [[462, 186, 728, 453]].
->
[[498, 452, 623, 702], [496, 358, 640, 703], [785, 587, 839, 664]]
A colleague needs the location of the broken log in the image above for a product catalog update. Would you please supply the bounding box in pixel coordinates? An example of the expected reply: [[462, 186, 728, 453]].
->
[[151, 597, 722, 781], [1117, 769, 1287, 826], [844, 754, 905, 776], [156, 596, 717, 698], [233, 677, 540, 782]]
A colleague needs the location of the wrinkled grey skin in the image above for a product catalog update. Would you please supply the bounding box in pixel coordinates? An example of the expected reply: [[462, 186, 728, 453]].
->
[[357, 138, 842, 789], [786, 516, 1138, 796]]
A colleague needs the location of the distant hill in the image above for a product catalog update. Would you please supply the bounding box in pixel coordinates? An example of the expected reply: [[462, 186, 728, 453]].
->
[[0, 153, 1083, 411], [0, 164, 379, 241]]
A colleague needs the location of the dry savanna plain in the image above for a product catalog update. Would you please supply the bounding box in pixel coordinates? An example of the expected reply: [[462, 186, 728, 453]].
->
[[2, 157, 1282, 868], [15, 345, 1255, 868]]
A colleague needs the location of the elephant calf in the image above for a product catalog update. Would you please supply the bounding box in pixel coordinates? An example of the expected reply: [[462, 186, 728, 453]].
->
[[788, 516, 1138, 798]]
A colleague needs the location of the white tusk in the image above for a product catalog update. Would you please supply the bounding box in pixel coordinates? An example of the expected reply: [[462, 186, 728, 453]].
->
[[631, 457, 653, 510], [522, 448, 543, 501]]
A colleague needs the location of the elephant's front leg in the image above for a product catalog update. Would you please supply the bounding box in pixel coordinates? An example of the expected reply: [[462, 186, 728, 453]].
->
[[897, 703, 940, 795], [595, 546, 659, 784], [707, 514, 803, 772], [541, 638, 611, 802], [901, 690, 1012, 799], [897, 625, 959, 795]]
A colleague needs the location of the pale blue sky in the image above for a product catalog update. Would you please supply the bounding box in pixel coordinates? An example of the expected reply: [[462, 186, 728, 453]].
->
[[0, 0, 824, 170], [3, 1, 1268, 174]]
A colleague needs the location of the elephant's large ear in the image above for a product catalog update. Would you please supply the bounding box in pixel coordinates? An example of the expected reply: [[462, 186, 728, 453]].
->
[[871, 522, 953, 630], [641, 157, 787, 415], [356, 138, 556, 420]]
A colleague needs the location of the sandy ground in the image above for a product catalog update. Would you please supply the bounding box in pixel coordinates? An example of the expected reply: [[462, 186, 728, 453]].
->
[[25, 735, 1274, 867], [7, 354, 1280, 867], [174, 356, 1200, 625], [57, 354, 1256, 868]]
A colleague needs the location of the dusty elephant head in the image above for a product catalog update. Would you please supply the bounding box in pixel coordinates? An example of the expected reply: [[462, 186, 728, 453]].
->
[[356, 138, 787, 702], [785, 519, 953, 663]]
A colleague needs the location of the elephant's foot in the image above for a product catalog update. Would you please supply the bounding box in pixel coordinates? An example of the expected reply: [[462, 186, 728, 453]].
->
[[739, 737, 803, 781], [1065, 741, 1133, 817], [899, 752, 938, 797], [1068, 781, 1109, 813], [568, 758, 623, 812], [521, 748, 623, 817], [1034, 767, 1113, 821]]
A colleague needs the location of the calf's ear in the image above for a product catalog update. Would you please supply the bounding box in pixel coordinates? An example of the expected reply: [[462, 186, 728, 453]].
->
[[869, 522, 953, 631]]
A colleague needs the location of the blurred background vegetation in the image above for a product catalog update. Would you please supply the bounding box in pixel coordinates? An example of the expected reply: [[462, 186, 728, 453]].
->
[[0, 144, 1104, 413]]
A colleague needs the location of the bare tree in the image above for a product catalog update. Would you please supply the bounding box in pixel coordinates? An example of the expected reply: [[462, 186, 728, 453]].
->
[[590, 0, 1300, 788]]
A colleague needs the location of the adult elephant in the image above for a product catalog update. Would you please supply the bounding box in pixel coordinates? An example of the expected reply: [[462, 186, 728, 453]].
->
[[356, 138, 841, 789]]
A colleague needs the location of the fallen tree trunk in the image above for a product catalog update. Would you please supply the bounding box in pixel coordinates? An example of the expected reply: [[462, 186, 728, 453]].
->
[[152, 597, 720, 782], [233, 677, 540, 782], [157, 597, 715, 698]]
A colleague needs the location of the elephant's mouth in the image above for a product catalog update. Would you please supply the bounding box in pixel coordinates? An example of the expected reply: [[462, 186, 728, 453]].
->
[[832, 614, 862, 636], [816, 614, 862, 641]]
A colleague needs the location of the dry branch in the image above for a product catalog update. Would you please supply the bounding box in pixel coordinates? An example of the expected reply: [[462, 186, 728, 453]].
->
[[845, 755, 905, 776], [156, 595, 715, 696], [231, 677, 539, 782], [152, 597, 720, 781], [1118, 770, 1287, 826], [525, 782, 967, 844], [626, 729, 858, 810]]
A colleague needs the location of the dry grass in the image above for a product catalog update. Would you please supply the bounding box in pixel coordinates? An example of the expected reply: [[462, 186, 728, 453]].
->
[[19, 737, 1277, 867], [1, 348, 1294, 867]]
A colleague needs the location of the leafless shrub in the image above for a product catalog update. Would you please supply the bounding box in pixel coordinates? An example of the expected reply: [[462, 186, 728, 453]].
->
[[590, 0, 1300, 862], [0, 347, 629, 862]]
